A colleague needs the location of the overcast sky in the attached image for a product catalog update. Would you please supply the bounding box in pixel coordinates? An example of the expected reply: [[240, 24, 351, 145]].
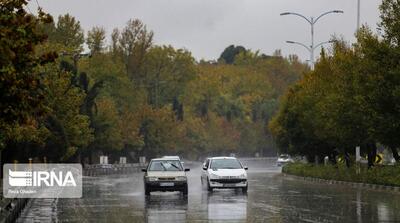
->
[[29, 0, 382, 62]]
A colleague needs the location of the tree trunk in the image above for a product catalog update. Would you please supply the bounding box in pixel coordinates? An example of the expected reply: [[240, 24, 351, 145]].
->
[[0, 149, 2, 179], [367, 143, 377, 168], [306, 154, 315, 164], [344, 151, 351, 168], [329, 153, 337, 166], [315, 155, 320, 165]]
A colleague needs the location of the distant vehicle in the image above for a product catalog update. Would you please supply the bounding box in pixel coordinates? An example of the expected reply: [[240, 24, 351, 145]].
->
[[277, 154, 294, 166], [201, 157, 248, 193], [142, 158, 190, 196], [162, 155, 184, 165], [162, 156, 181, 160]]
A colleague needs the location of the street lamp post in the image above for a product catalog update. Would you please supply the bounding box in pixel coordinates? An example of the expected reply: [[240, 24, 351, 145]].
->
[[281, 10, 343, 69], [286, 40, 334, 61], [357, 0, 361, 30]]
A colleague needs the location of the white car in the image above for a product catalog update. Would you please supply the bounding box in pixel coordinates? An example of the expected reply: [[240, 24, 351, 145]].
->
[[277, 154, 294, 166], [201, 157, 248, 193]]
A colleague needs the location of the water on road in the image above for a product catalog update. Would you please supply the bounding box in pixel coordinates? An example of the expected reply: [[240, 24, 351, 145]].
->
[[18, 160, 400, 222]]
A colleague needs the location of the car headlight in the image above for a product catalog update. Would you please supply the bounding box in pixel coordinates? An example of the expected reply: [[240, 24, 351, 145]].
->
[[147, 177, 158, 181], [239, 173, 246, 179], [176, 176, 187, 181], [209, 173, 220, 179]]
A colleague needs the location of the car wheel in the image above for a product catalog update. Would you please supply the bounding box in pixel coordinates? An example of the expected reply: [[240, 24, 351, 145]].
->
[[207, 179, 213, 192], [242, 186, 248, 193], [145, 185, 151, 196], [182, 184, 188, 195]]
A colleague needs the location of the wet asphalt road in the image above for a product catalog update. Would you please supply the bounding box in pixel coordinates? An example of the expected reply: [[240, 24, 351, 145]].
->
[[19, 159, 400, 222]]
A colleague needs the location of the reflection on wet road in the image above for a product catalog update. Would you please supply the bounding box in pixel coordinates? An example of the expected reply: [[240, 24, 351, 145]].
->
[[20, 160, 400, 222]]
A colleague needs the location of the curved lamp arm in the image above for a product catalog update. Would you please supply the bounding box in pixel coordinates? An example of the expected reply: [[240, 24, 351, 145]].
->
[[314, 40, 334, 49], [280, 12, 312, 25], [314, 10, 344, 24], [286, 41, 311, 52]]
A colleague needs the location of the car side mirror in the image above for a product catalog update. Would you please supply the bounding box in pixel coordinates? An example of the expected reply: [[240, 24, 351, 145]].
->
[[141, 168, 147, 172], [244, 166, 248, 170], [185, 168, 190, 172]]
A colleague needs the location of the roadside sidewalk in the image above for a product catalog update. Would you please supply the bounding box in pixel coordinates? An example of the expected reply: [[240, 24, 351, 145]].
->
[[16, 198, 58, 223], [283, 173, 400, 193]]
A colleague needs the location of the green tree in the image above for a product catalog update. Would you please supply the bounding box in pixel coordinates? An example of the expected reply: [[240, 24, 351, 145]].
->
[[53, 14, 84, 52], [138, 106, 182, 157], [0, 0, 55, 148], [42, 65, 93, 161], [355, 29, 400, 161], [219, 45, 247, 64], [269, 84, 328, 162], [79, 51, 146, 158], [375, 0, 400, 161], [141, 46, 196, 112], [87, 26, 106, 54], [90, 97, 123, 152], [116, 19, 154, 83], [380, 0, 400, 46]]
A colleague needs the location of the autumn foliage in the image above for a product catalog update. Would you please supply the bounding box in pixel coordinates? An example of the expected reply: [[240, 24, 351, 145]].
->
[[1, 1, 308, 163]]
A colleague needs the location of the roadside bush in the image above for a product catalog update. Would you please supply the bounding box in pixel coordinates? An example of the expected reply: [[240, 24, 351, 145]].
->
[[282, 162, 400, 187]]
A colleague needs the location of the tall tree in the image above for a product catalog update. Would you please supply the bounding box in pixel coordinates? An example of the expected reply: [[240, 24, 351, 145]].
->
[[219, 45, 247, 64], [90, 97, 123, 152], [141, 46, 196, 110], [116, 19, 153, 83], [42, 65, 93, 161], [379, 0, 400, 161], [53, 14, 84, 51], [138, 106, 182, 157], [87, 26, 106, 54], [0, 0, 56, 148], [380, 0, 400, 46]]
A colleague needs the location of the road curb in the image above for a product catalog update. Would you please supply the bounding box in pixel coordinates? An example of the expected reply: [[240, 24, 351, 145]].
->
[[282, 173, 400, 193], [0, 198, 30, 223], [83, 163, 146, 176]]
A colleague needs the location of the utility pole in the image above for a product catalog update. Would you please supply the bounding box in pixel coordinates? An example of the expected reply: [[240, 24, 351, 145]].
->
[[357, 0, 361, 30], [310, 17, 314, 68]]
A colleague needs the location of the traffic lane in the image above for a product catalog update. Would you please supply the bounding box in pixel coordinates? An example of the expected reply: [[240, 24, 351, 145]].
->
[[55, 162, 250, 222], [55, 163, 200, 222], [143, 163, 251, 222], [53, 161, 400, 222], [246, 169, 400, 222], [143, 163, 200, 223]]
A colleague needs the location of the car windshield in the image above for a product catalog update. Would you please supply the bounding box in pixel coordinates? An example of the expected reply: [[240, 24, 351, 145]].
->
[[148, 160, 183, 171], [279, 155, 289, 159], [210, 159, 242, 170]]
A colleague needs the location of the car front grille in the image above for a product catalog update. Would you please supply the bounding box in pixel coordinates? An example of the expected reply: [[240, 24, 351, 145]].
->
[[210, 178, 246, 183], [157, 177, 175, 181]]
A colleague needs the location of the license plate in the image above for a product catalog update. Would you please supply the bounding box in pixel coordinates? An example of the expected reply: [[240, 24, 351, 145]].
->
[[223, 183, 236, 187], [160, 182, 174, 187]]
